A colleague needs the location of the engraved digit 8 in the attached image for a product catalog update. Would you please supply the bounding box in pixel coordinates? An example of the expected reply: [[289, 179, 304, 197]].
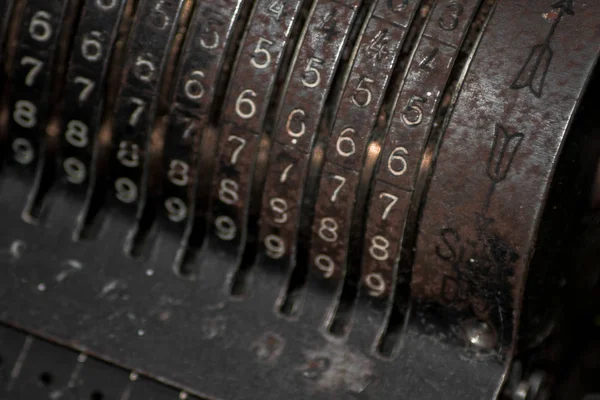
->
[[438, 1, 464, 31], [269, 197, 288, 224], [29, 11, 53, 43], [65, 120, 89, 148], [218, 179, 239, 205], [318, 217, 338, 243], [13, 100, 37, 128], [369, 235, 390, 261], [168, 160, 190, 186], [117, 141, 140, 167]]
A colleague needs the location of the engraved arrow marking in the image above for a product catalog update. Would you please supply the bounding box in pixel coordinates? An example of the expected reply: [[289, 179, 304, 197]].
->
[[510, 0, 574, 98], [483, 124, 524, 213]]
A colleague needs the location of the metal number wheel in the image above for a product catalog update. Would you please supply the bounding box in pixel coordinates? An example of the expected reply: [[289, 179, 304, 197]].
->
[[0, 0, 598, 399]]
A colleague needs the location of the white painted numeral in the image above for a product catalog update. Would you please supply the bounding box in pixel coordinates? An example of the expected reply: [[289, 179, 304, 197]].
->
[[13, 100, 37, 128], [227, 135, 246, 165], [20, 57, 44, 87], [235, 89, 257, 119], [380, 192, 398, 220], [29, 11, 52, 43]]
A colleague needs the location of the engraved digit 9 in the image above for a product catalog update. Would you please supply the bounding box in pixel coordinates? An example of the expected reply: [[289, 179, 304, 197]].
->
[[315, 254, 335, 278], [365, 272, 386, 297], [115, 177, 138, 203], [165, 197, 188, 222], [215, 215, 236, 240], [264, 234, 285, 259], [12, 138, 35, 165]]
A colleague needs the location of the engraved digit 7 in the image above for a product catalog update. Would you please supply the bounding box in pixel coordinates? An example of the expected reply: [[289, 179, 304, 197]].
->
[[20, 57, 44, 87], [227, 135, 246, 165], [380, 192, 398, 220]]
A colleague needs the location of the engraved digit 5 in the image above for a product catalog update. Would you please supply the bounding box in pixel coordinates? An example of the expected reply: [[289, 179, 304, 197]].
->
[[302, 57, 323, 88], [251, 37, 274, 70], [401, 95, 426, 126]]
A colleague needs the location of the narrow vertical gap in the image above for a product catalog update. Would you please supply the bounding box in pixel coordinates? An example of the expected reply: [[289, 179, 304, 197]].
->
[[377, 0, 498, 357]]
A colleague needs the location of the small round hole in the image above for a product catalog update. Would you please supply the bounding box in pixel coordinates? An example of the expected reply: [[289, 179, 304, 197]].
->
[[91, 390, 104, 400], [39, 372, 53, 386]]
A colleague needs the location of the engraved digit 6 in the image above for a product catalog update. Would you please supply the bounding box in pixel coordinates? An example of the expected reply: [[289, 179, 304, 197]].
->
[[336, 128, 356, 158], [286, 109, 306, 138], [235, 89, 257, 119], [81, 31, 104, 62], [438, 1, 464, 31], [29, 11, 53, 43], [388, 147, 408, 177], [184, 70, 205, 100]]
